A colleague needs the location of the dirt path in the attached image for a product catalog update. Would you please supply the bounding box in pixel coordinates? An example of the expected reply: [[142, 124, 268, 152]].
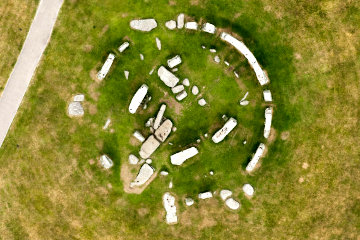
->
[[0, 0, 64, 147]]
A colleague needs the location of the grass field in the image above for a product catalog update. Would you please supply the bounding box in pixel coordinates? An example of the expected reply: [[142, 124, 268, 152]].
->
[[0, 0, 38, 94], [0, 0, 359, 239]]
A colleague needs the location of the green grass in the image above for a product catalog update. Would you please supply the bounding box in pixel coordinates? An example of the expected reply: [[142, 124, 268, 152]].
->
[[0, 0, 359, 239]]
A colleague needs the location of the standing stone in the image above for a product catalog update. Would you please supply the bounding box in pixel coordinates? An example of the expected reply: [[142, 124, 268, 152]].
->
[[225, 198, 240, 210], [176, 90, 187, 101], [185, 197, 194, 206], [100, 155, 113, 169], [165, 20, 176, 30], [182, 78, 190, 86], [198, 98, 207, 106], [140, 54, 144, 61], [243, 183, 254, 197], [124, 70, 129, 80], [177, 13, 184, 29], [191, 86, 199, 95], [171, 85, 185, 94], [214, 56, 220, 63]]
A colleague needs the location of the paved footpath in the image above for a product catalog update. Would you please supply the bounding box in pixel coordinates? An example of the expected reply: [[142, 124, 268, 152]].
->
[[0, 0, 64, 147]]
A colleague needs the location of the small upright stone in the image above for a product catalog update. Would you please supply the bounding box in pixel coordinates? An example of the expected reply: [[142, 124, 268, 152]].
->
[[214, 56, 220, 63], [182, 78, 190, 86], [160, 171, 169, 176], [165, 20, 176, 30], [210, 48, 216, 53], [191, 86, 199, 95], [185, 197, 194, 206], [100, 155, 113, 169], [129, 154, 139, 165], [172, 85, 185, 94], [176, 91, 187, 101], [198, 98, 207, 106], [177, 13, 184, 29], [140, 54, 144, 61], [225, 198, 240, 210], [243, 183, 254, 197], [220, 189, 232, 201]]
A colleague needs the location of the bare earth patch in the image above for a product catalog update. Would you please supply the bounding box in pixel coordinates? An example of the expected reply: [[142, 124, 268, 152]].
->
[[281, 131, 290, 140]]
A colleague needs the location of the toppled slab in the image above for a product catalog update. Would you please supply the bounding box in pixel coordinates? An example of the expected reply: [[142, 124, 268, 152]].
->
[[263, 90, 272, 102], [264, 107, 273, 139], [165, 20, 176, 30], [185, 21, 198, 30], [243, 183, 254, 197], [198, 191, 213, 199], [97, 53, 115, 80], [176, 90, 187, 101], [220, 189, 232, 201], [172, 85, 184, 94], [163, 192, 178, 224], [154, 119, 173, 142], [130, 163, 155, 187], [212, 117, 238, 143], [118, 41, 129, 52], [225, 198, 240, 210], [133, 130, 145, 142], [158, 66, 179, 87], [68, 101, 84, 117], [246, 143, 265, 172], [170, 147, 199, 165], [202, 23, 216, 34], [154, 104, 167, 130], [130, 19, 157, 32], [155, 37, 161, 50], [139, 135, 161, 159], [177, 13, 184, 29], [100, 154, 113, 169], [129, 84, 149, 114], [124, 70, 129, 80], [167, 55, 182, 68], [220, 32, 269, 85]]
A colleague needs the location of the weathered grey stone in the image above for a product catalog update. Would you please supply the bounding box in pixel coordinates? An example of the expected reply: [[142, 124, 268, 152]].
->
[[103, 118, 111, 130], [146, 159, 152, 164], [139, 135, 160, 159], [243, 183, 254, 196], [225, 198, 240, 210], [198, 98, 207, 106], [68, 101, 84, 117], [156, 37, 161, 50], [182, 78, 190, 86], [177, 13, 184, 29], [172, 85, 184, 94], [185, 197, 194, 206], [73, 94, 84, 102], [165, 20, 176, 30], [100, 155, 113, 169], [154, 119, 173, 142], [198, 191, 213, 199], [130, 19, 157, 32], [163, 192, 178, 224], [220, 189, 232, 201], [129, 154, 139, 165], [160, 171, 169, 176], [154, 104, 166, 130], [191, 86, 199, 95], [158, 66, 179, 88], [176, 90, 187, 101]]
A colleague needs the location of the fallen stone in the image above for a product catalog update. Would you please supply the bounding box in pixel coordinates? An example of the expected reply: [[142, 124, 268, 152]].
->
[[212, 117, 238, 143], [185, 21, 198, 30], [198, 191, 213, 199], [196, 139, 201, 143], [263, 90, 272, 102], [140, 54, 144, 61], [167, 55, 182, 68], [185, 197, 194, 206], [177, 13, 184, 29], [129, 154, 139, 165], [246, 143, 265, 172], [224, 61, 230, 66], [103, 118, 111, 130], [264, 107, 273, 139], [100, 154, 113, 169], [130, 163, 155, 187], [158, 66, 179, 88], [133, 130, 145, 142], [171, 85, 184, 94], [154, 104, 167, 130], [209, 171, 214, 175], [118, 41, 129, 52], [172, 127, 177, 132], [214, 55, 220, 63], [240, 100, 249, 106], [129, 84, 149, 114], [198, 98, 207, 106], [225, 198, 240, 210], [243, 183, 254, 197], [73, 94, 84, 102], [182, 78, 190, 86], [202, 23, 216, 34], [146, 159, 152, 164], [156, 37, 161, 50], [124, 70, 129, 80], [220, 189, 232, 201], [97, 53, 115, 81], [170, 147, 199, 166], [165, 20, 176, 30], [204, 133, 208, 138], [160, 171, 169, 176], [202, 45, 206, 49], [172, 68, 178, 72], [130, 19, 157, 32], [163, 192, 178, 224], [169, 181, 173, 189], [139, 135, 161, 159], [149, 68, 155, 75], [154, 119, 173, 142], [234, 71, 239, 78], [210, 49, 216, 53], [176, 90, 187, 101], [191, 85, 199, 95], [68, 101, 84, 117]]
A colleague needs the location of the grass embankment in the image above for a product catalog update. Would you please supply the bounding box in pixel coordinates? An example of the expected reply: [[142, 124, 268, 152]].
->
[[0, 0, 359, 239]]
